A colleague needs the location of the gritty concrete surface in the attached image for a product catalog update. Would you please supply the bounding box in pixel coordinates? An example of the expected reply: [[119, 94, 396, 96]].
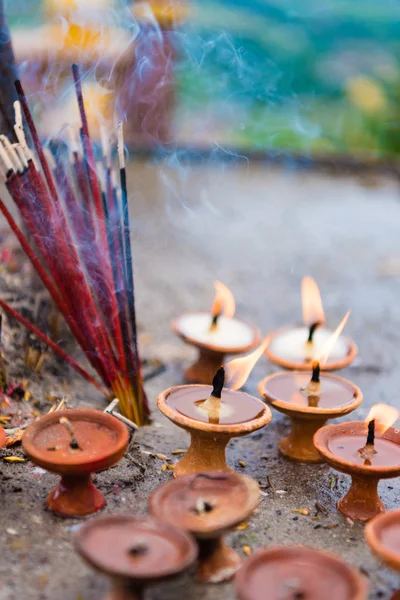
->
[[1, 161, 400, 599]]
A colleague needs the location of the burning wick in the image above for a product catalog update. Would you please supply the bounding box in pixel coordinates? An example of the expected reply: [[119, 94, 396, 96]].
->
[[201, 367, 225, 423], [303, 361, 321, 404], [358, 419, 377, 463], [307, 321, 321, 344], [210, 311, 220, 331], [209, 280, 235, 331], [59, 417, 81, 451]]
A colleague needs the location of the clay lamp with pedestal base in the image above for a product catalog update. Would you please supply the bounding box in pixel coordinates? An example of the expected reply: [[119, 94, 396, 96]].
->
[[149, 471, 259, 583], [265, 277, 357, 371], [314, 404, 400, 522], [157, 349, 272, 477], [22, 408, 129, 517], [258, 359, 362, 463], [74, 515, 198, 600], [172, 281, 260, 384], [235, 546, 368, 600], [365, 509, 400, 600]]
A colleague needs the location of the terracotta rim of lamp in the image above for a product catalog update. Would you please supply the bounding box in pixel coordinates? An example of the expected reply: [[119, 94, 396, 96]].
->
[[148, 471, 260, 538], [0, 426, 6, 449], [258, 372, 363, 419], [365, 509, 400, 572], [157, 384, 272, 436], [235, 546, 368, 600], [314, 421, 400, 478], [74, 514, 198, 581], [264, 325, 358, 371], [23, 408, 129, 474], [172, 311, 261, 355]]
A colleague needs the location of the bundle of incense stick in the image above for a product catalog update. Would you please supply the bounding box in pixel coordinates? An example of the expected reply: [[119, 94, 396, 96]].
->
[[0, 65, 150, 426]]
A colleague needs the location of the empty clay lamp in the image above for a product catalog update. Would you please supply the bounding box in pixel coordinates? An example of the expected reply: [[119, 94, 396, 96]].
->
[[265, 277, 357, 371], [157, 361, 272, 477], [149, 471, 259, 583], [172, 281, 260, 384], [235, 546, 368, 600], [314, 404, 400, 521], [23, 408, 129, 517], [74, 515, 198, 600], [365, 509, 400, 600], [258, 360, 363, 463]]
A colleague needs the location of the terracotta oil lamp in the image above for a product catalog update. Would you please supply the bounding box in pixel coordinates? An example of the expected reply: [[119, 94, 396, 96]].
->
[[365, 509, 400, 600], [149, 471, 259, 583], [74, 515, 198, 600], [258, 361, 363, 463], [157, 364, 272, 477], [314, 405, 400, 521], [0, 426, 6, 448], [265, 277, 357, 371], [235, 546, 368, 600], [172, 281, 260, 384], [23, 408, 129, 517]]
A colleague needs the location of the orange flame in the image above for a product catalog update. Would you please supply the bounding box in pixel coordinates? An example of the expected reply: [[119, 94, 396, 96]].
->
[[315, 311, 350, 365], [366, 404, 399, 433], [211, 281, 236, 319], [302, 277, 325, 327], [225, 337, 269, 390]]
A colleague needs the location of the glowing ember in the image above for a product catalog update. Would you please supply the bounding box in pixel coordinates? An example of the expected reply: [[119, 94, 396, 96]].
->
[[366, 404, 399, 433], [315, 311, 351, 365], [225, 338, 269, 390], [302, 277, 325, 328], [211, 281, 236, 320]]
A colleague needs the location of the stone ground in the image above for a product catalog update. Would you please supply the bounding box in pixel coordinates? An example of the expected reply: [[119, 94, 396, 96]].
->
[[0, 160, 400, 599]]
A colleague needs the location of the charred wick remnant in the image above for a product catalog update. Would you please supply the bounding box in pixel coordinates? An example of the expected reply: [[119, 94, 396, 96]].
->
[[0, 1, 17, 139], [59, 417, 81, 451], [307, 321, 321, 343], [128, 543, 148, 557]]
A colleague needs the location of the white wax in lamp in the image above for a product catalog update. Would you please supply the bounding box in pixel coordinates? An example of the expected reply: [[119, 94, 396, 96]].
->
[[269, 326, 349, 363], [176, 313, 255, 350]]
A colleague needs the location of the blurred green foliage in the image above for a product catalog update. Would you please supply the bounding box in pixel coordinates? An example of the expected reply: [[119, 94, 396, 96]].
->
[[177, 0, 400, 156]]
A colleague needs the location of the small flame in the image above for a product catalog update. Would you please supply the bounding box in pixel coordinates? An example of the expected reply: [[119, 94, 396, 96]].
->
[[211, 281, 235, 319], [315, 311, 350, 365], [302, 277, 325, 327], [366, 404, 399, 434], [225, 338, 269, 391]]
